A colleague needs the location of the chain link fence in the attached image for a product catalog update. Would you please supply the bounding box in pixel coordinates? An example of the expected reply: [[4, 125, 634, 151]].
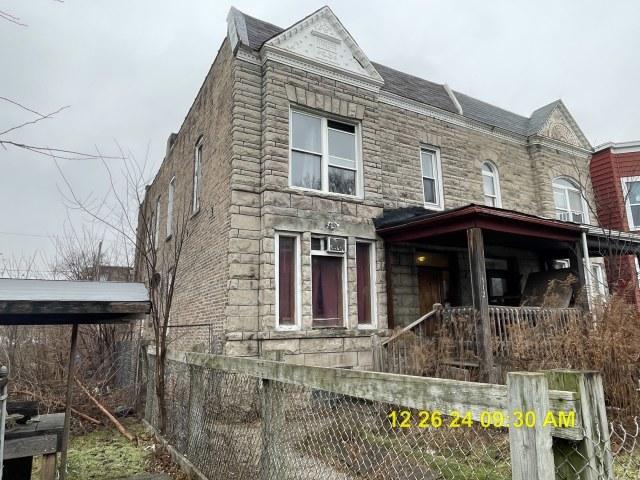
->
[[145, 354, 511, 480], [549, 416, 640, 479], [142, 350, 640, 479]]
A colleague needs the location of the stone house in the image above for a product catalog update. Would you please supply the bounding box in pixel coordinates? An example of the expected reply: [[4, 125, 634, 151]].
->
[[136, 6, 626, 369]]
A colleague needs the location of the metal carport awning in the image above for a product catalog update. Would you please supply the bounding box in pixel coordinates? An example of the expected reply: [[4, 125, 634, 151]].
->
[[0, 278, 150, 480]]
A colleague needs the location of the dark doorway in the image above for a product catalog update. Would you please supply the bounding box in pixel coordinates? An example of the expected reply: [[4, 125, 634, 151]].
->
[[418, 267, 449, 315]]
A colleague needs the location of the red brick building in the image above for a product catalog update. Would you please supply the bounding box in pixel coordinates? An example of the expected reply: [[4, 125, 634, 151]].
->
[[591, 141, 640, 307]]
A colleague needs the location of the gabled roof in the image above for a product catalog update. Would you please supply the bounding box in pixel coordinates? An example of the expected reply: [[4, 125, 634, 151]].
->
[[244, 12, 283, 50], [528, 100, 561, 136], [228, 7, 591, 147]]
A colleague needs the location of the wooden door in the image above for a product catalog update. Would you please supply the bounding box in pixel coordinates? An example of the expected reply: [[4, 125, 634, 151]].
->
[[418, 267, 443, 315]]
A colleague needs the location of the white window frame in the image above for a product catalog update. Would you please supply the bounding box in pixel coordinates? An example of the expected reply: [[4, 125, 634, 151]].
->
[[481, 161, 502, 208], [154, 196, 161, 250], [355, 240, 377, 329], [166, 176, 175, 239], [193, 137, 203, 214], [591, 262, 607, 296], [420, 146, 444, 210], [310, 235, 348, 329], [621, 176, 640, 231], [275, 232, 302, 331], [635, 256, 640, 287], [288, 108, 363, 198], [553, 176, 589, 224]]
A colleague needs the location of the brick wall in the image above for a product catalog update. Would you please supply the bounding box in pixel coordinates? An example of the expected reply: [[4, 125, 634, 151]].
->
[[137, 39, 235, 352]]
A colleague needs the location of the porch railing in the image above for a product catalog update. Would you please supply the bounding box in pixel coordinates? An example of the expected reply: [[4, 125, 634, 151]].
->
[[376, 305, 583, 377], [488, 306, 581, 356], [375, 309, 439, 375]]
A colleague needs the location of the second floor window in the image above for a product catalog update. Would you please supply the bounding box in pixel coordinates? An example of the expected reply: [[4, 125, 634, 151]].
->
[[290, 110, 359, 196], [553, 177, 587, 223], [482, 161, 501, 207], [421, 147, 443, 209], [167, 177, 175, 238], [154, 196, 161, 250], [193, 138, 203, 213], [621, 177, 640, 230]]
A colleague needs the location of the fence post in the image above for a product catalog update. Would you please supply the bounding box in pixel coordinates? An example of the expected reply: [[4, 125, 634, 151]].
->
[[507, 372, 554, 480], [544, 370, 614, 480], [372, 335, 383, 372], [260, 350, 285, 480]]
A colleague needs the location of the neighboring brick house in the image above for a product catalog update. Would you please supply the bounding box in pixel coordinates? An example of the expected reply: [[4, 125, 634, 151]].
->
[[591, 141, 640, 308], [136, 6, 617, 369]]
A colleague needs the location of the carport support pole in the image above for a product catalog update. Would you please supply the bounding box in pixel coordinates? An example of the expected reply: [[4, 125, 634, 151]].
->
[[59, 323, 78, 480]]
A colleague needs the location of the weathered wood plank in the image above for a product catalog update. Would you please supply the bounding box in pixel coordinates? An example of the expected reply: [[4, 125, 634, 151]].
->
[[545, 370, 614, 480], [157, 350, 582, 440], [508, 373, 555, 480], [3, 433, 57, 460], [41, 453, 57, 480]]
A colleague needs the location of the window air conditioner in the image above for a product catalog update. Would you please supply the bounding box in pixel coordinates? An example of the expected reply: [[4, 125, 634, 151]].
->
[[327, 237, 346, 254]]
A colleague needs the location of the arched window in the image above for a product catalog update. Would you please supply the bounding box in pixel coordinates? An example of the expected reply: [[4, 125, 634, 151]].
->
[[481, 161, 501, 207], [553, 177, 588, 223]]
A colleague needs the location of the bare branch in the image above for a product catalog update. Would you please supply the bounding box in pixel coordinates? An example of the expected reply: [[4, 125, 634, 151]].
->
[[0, 105, 70, 137]]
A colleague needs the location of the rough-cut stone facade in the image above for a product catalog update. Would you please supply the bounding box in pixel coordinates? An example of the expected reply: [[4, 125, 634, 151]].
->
[[137, 9, 595, 368]]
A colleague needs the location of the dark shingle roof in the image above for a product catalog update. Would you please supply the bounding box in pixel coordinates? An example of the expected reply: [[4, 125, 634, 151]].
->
[[527, 100, 561, 136], [235, 9, 571, 140], [372, 63, 458, 114], [454, 91, 530, 136], [242, 12, 283, 50]]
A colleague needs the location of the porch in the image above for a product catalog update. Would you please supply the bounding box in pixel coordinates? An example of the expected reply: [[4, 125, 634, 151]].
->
[[374, 204, 624, 382]]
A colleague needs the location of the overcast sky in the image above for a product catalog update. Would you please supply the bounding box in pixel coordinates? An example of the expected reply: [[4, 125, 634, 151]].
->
[[1, 0, 639, 276]]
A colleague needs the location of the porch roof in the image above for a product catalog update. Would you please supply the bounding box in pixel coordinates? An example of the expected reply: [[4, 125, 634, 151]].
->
[[375, 204, 584, 243]]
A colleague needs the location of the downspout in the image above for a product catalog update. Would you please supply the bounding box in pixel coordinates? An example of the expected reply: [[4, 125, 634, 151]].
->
[[581, 230, 593, 311]]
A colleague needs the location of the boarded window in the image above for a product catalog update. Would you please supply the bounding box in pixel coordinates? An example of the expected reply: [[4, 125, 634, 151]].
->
[[278, 236, 297, 326], [312, 255, 343, 327], [356, 242, 373, 325]]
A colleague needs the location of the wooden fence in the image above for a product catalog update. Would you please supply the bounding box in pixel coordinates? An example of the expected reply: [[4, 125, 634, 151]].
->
[[149, 349, 613, 480]]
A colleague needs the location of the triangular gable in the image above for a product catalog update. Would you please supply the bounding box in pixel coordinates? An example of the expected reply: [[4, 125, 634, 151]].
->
[[528, 100, 591, 150], [263, 6, 383, 84]]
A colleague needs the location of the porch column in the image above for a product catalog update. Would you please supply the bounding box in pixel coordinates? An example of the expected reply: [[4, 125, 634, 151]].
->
[[466, 227, 494, 383], [384, 242, 395, 330], [570, 239, 590, 310]]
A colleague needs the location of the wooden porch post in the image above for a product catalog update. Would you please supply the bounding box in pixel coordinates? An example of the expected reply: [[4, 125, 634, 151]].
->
[[384, 242, 395, 330], [467, 227, 494, 383], [570, 240, 590, 310]]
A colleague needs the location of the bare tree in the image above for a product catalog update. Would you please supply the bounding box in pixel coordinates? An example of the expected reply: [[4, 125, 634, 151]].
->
[[56, 148, 191, 434]]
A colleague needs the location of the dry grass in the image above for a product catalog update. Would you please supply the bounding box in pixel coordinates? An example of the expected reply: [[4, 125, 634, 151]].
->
[[506, 293, 640, 415]]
